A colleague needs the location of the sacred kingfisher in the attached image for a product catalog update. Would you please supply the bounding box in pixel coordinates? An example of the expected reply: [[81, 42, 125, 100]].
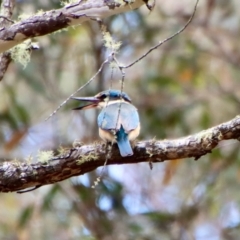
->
[[71, 89, 140, 157]]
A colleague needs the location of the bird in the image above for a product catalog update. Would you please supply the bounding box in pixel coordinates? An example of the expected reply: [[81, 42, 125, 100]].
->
[[71, 89, 140, 157]]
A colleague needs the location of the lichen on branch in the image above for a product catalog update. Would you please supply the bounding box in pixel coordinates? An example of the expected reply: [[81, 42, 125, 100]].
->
[[0, 115, 240, 193]]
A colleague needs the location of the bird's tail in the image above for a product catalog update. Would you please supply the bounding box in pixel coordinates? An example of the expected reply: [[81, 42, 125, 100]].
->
[[116, 126, 133, 157]]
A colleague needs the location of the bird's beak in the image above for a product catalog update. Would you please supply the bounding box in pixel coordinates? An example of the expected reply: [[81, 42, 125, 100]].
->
[[71, 96, 100, 110]]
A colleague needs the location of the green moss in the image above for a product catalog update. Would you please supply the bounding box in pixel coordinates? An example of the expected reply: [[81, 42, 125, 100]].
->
[[10, 40, 32, 68], [76, 152, 99, 164], [37, 150, 54, 164], [102, 26, 121, 52], [60, 0, 79, 7]]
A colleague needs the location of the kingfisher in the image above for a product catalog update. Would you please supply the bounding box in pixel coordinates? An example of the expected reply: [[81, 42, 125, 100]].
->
[[71, 89, 140, 157]]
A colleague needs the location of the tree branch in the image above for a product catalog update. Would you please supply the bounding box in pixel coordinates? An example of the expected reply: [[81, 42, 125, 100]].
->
[[1, 115, 240, 193], [0, 0, 15, 80], [0, 0, 144, 53]]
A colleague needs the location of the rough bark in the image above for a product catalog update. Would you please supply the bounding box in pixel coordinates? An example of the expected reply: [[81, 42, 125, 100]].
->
[[1, 115, 240, 193], [0, 0, 145, 53], [0, 0, 15, 80]]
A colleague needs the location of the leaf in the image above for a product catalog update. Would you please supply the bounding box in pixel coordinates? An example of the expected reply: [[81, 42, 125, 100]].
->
[[17, 205, 34, 228]]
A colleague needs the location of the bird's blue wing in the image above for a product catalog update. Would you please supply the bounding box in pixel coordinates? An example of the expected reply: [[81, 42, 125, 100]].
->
[[97, 102, 138, 157], [97, 102, 139, 132]]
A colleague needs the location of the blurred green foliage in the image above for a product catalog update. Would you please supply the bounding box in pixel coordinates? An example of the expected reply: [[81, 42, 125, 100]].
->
[[1, 0, 240, 239]]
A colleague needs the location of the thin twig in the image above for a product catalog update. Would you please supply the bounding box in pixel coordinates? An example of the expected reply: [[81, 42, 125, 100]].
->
[[119, 0, 199, 69], [45, 57, 110, 121], [0, 15, 14, 23]]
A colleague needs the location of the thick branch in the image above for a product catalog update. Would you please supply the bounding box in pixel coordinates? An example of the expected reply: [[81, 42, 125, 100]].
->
[[0, 115, 240, 193], [0, 0, 144, 53]]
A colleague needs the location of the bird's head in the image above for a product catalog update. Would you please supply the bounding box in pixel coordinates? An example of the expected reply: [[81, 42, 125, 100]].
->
[[71, 89, 132, 110]]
